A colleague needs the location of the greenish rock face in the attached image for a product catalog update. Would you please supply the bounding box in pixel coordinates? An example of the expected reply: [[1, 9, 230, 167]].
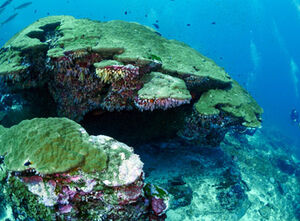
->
[[0, 15, 231, 84], [94, 60, 124, 68], [138, 72, 191, 100], [195, 81, 263, 127], [0, 117, 107, 174], [0, 117, 167, 220], [0, 15, 263, 142]]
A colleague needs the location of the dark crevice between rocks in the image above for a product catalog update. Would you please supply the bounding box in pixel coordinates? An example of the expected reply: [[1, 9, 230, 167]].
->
[[80, 104, 192, 146], [0, 87, 57, 128]]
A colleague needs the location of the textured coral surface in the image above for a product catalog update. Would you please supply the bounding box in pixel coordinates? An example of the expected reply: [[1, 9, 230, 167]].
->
[[0, 15, 263, 150], [0, 118, 169, 220], [0, 16, 261, 129]]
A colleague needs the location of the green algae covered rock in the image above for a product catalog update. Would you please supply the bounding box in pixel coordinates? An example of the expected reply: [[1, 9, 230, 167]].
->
[[0, 125, 5, 135], [138, 72, 191, 100], [195, 81, 263, 127], [0, 117, 167, 220], [0, 15, 263, 146], [4, 176, 55, 221], [94, 59, 124, 68], [0, 15, 231, 85], [0, 117, 107, 174]]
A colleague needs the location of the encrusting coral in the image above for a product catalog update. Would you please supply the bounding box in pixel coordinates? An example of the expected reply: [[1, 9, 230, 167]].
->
[[0, 15, 262, 146], [0, 118, 169, 220], [135, 72, 192, 111]]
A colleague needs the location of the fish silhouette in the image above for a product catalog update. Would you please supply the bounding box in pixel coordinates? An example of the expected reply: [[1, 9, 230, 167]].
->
[[0, 0, 13, 9], [1, 13, 18, 26], [14, 2, 32, 10]]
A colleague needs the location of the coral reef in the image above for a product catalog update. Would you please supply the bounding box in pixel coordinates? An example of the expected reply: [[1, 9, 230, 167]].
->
[[0, 15, 262, 146], [0, 118, 169, 220], [135, 72, 191, 111], [178, 80, 263, 146], [194, 80, 263, 128], [96, 64, 142, 112]]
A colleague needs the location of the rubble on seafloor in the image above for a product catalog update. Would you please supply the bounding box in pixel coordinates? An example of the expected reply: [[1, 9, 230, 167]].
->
[[0, 15, 262, 147], [136, 126, 300, 221], [0, 118, 169, 220]]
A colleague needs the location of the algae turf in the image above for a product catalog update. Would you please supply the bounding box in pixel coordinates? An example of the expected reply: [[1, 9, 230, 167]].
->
[[0, 16, 262, 140], [0, 117, 169, 220], [3, 176, 54, 221], [0, 118, 107, 174]]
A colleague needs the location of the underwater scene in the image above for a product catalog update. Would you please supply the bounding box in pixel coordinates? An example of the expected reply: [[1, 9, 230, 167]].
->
[[0, 0, 299, 220]]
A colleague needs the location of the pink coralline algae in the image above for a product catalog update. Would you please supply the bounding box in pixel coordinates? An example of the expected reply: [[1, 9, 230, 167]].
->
[[22, 175, 43, 184], [7, 133, 169, 220], [49, 51, 191, 118], [151, 197, 167, 216], [98, 65, 143, 111], [59, 204, 73, 214], [50, 52, 148, 118], [134, 97, 190, 111], [96, 64, 140, 84], [15, 170, 145, 217], [115, 176, 144, 205], [50, 51, 104, 120], [4, 45, 193, 121]]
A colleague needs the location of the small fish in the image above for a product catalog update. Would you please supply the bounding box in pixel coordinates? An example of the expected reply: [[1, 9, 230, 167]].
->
[[0, 156, 4, 164], [155, 20, 159, 23], [1, 13, 18, 26], [124, 11, 127, 15], [211, 21, 216, 25], [0, 0, 13, 9], [145, 14, 148, 17], [24, 160, 32, 166], [187, 23, 191, 27], [14, 2, 32, 10], [152, 23, 159, 29], [155, 31, 162, 36], [34, 9, 37, 13]]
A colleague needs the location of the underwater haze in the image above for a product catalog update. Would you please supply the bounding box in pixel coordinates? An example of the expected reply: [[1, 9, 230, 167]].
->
[[0, 0, 300, 220]]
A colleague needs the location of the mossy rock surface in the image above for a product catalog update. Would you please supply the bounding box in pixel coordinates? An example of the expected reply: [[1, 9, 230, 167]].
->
[[0, 125, 6, 135], [0, 117, 107, 174], [5, 176, 55, 221], [138, 72, 191, 100], [195, 81, 263, 127], [0, 15, 263, 129], [94, 60, 124, 68], [0, 15, 231, 85]]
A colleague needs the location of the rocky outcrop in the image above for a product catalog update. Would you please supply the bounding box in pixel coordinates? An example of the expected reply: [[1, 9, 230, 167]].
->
[[0, 118, 169, 220], [0, 15, 262, 146]]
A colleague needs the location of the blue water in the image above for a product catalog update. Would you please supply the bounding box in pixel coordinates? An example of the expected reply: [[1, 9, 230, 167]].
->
[[1, 0, 299, 152]]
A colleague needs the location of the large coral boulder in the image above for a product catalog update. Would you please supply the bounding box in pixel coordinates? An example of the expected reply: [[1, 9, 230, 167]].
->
[[0, 118, 168, 220], [0, 15, 262, 146], [178, 81, 263, 145]]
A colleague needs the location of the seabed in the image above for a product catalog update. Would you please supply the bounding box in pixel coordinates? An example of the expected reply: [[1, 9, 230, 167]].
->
[[136, 126, 300, 221]]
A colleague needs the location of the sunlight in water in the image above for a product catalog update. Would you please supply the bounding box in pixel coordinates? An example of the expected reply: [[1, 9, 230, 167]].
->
[[290, 58, 300, 98]]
